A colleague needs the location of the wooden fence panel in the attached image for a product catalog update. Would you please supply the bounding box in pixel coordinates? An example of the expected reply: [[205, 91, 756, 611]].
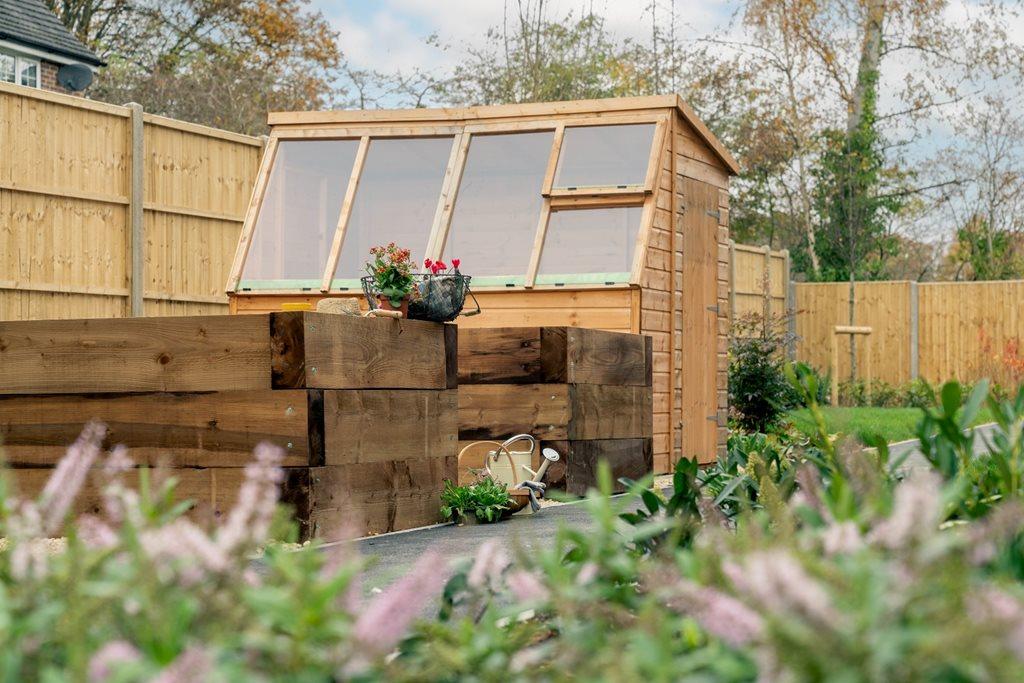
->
[[794, 282, 912, 385], [729, 243, 787, 331], [918, 281, 1024, 386], [142, 116, 261, 315], [0, 82, 261, 321], [0, 83, 131, 319]]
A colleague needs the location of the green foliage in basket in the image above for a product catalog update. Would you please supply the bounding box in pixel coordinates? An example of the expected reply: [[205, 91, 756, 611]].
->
[[365, 243, 415, 307], [440, 478, 511, 523]]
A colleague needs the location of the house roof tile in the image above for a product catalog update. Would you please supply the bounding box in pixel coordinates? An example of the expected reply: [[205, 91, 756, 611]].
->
[[0, 0, 104, 66]]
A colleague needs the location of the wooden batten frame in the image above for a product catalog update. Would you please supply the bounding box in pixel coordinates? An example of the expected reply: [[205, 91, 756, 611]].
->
[[524, 199, 553, 288], [273, 125, 463, 140], [426, 133, 471, 261], [320, 136, 370, 292], [227, 135, 279, 292], [628, 122, 670, 286], [548, 186, 648, 198], [549, 194, 646, 210], [643, 119, 669, 192], [541, 124, 566, 196]]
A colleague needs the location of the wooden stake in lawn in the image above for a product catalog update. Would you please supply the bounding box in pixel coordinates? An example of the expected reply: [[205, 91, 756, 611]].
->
[[831, 325, 873, 406]]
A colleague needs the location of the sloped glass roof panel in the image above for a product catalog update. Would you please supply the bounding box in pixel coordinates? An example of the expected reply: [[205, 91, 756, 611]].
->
[[553, 123, 655, 189], [241, 139, 358, 287], [535, 206, 643, 285], [330, 137, 454, 286], [442, 131, 554, 285]]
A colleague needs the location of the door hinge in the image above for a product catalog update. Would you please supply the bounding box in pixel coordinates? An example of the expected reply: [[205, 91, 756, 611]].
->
[[705, 209, 720, 220], [707, 414, 720, 422], [706, 304, 720, 313]]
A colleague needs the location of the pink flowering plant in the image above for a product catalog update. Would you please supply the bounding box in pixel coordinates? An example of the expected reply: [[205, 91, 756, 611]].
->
[[0, 422, 448, 681], [7, 374, 1024, 681]]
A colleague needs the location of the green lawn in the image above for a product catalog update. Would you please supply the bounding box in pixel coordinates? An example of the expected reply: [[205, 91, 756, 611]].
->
[[787, 406, 995, 444]]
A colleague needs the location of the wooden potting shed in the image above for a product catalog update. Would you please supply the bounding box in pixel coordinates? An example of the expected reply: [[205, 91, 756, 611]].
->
[[226, 95, 738, 472]]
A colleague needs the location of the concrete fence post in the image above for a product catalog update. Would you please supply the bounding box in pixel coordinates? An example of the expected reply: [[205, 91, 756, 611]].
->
[[909, 281, 919, 381], [127, 102, 144, 317], [762, 244, 772, 320]]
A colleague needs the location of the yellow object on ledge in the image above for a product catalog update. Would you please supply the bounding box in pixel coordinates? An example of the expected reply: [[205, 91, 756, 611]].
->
[[280, 302, 313, 311]]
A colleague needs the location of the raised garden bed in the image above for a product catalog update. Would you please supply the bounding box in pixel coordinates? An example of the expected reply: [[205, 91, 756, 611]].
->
[[0, 312, 458, 539], [457, 326, 653, 495]]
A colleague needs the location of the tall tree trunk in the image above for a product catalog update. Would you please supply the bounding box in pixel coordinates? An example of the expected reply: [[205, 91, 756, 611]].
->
[[847, 0, 885, 134], [844, 0, 885, 384], [776, 5, 820, 277]]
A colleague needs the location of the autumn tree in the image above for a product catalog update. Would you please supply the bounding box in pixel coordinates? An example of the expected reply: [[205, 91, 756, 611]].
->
[[48, 0, 343, 135], [436, 0, 622, 105], [942, 96, 1024, 280], [736, 0, 1024, 278]]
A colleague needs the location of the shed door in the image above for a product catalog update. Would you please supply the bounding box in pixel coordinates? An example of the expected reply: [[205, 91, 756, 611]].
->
[[679, 178, 720, 464]]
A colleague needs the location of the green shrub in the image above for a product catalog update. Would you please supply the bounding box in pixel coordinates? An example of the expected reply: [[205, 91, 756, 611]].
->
[[439, 478, 511, 523], [728, 313, 799, 432]]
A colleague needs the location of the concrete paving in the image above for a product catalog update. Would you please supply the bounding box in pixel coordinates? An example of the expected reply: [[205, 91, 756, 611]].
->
[[344, 499, 602, 589], [338, 422, 1004, 589], [887, 421, 998, 470]]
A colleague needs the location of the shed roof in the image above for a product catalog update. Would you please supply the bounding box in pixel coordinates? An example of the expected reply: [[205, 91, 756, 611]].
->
[[268, 95, 739, 175], [0, 0, 104, 66]]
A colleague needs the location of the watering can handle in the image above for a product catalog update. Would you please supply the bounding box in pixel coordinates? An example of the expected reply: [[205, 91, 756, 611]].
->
[[460, 284, 482, 317]]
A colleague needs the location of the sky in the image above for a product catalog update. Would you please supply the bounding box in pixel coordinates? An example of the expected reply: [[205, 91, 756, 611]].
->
[[314, 0, 740, 90]]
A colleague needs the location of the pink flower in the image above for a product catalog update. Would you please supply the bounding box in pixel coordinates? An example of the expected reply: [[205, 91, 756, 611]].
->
[[451, 258, 461, 269], [867, 469, 942, 549], [424, 258, 433, 268], [822, 521, 864, 556], [468, 540, 510, 590], [353, 550, 448, 656], [663, 580, 764, 648], [40, 421, 106, 533], [724, 551, 839, 627], [435, 260, 447, 271], [151, 646, 211, 683], [507, 570, 549, 602], [89, 640, 141, 682], [217, 442, 284, 552], [969, 586, 1024, 658]]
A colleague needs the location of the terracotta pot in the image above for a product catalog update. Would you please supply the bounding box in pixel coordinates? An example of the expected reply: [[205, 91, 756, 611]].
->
[[377, 295, 409, 317]]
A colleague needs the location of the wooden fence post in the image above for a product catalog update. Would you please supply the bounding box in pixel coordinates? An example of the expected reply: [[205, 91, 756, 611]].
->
[[728, 240, 736, 326], [784, 249, 796, 360], [127, 103, 144, 317], [909, 281, 919, 381]]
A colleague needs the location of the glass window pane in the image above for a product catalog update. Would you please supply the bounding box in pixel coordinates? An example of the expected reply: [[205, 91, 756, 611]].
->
[[332, 137, 453, 284], [536, 207, 643, 284], [554, 123, 655, 189], [19, 60, 38, 87], [241, 139, 359, 286], [0, 53, 15, 83], [443, 131, 553, 283]]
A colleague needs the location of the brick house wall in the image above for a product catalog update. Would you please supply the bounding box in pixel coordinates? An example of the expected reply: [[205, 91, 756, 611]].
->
[[39, 60, 69, 94]]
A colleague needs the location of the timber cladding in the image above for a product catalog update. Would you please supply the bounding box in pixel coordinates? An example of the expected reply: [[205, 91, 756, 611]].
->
[[457, 326, 653, 495], [0, 312, 458, 539]]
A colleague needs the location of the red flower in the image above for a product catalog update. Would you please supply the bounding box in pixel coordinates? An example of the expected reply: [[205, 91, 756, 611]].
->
[[452, 258, 460, 269], [424, 258, 433, 269], [435, 261, 447, 271]]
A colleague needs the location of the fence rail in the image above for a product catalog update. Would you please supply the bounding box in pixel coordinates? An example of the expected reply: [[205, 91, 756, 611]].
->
[[0, 81, 262, 321]]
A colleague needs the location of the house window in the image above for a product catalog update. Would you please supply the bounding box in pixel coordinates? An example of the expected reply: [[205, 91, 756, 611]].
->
[[0, 50, 41, 88]]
